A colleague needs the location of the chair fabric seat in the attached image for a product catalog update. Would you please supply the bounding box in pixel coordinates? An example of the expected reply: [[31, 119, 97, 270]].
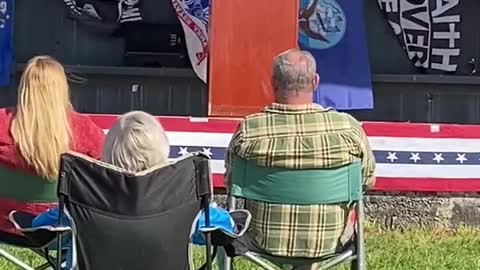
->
[[0, 167, 60, 270], [230, 158, 362, 205], [0, 166, 57, 203], [0, 230, 37, 247]]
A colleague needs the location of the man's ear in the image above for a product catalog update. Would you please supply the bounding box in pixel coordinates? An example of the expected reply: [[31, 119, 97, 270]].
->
[[313, 74, 320, 89]]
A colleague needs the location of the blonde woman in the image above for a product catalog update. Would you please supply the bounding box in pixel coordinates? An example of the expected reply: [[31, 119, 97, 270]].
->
[[0, 56, 105, 235]]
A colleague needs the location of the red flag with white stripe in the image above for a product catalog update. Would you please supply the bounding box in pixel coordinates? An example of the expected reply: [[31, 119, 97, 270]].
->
[[90, 114, 480, 192]]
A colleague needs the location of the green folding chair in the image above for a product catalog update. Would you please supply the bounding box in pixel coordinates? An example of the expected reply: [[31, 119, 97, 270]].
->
[[220, 158, 366, 270], [0, 166, 59, 270]]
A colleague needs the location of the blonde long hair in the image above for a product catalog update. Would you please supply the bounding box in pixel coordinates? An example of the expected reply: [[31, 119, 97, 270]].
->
[[11, 56, 73, 181]]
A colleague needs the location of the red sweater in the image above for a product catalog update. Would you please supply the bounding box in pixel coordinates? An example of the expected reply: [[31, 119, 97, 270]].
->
[[0, 108, 105, 234]]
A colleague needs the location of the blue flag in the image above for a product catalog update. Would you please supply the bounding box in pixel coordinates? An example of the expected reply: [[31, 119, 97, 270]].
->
[[0, 0, 13, 87], [299, 0, 373, 110]]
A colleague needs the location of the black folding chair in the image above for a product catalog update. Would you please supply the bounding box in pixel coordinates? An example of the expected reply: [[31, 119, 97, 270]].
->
[[0, 166, 67, 270], [6, 211, 70, 270], [54, 151, 214, 270]]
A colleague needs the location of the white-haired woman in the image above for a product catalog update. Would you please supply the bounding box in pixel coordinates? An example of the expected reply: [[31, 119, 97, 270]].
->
[[33, 111, 171, 269], [102, 110, 170, 172]]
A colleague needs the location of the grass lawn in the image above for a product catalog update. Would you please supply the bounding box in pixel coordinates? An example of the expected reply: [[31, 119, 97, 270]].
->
[[1, 226, 479, 270]]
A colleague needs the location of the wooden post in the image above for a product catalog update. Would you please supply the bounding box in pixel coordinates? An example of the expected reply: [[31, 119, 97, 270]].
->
[[208, 0, 299, 117]]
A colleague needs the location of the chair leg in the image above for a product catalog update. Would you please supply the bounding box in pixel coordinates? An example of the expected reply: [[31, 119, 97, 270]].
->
[[0, 248, 35, 270], [216, 247, 232, 270], [31, 249, 57, 270], [218, 194, 236, 270], [243, 252, 280, 270], [355, 201, 367, 270], [34, 262, 54, 270], [350, 259, 359, 270]]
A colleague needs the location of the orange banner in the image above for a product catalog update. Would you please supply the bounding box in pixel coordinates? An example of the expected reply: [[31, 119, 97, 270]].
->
[[208, 0, 299, 117]]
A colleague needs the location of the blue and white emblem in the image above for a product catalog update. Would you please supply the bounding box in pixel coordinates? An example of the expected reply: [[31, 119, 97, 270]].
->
[[299, 0, 346, 50], [0, 0, 10, 29], [183, 0, 210, 26]]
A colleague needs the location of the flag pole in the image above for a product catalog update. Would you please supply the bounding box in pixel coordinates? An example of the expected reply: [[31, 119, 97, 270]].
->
[[206, 0, 213, 116]]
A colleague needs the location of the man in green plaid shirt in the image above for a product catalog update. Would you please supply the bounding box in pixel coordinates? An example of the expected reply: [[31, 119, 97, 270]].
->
[[225, 49, 376, 262]]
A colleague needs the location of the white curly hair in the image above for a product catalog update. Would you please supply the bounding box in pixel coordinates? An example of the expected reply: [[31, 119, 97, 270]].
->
[[102, 111, 170, 172]]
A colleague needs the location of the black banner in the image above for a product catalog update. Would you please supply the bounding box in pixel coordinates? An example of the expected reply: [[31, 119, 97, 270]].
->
[[63, 0, 142, 24], [378, 0, 461, 73]]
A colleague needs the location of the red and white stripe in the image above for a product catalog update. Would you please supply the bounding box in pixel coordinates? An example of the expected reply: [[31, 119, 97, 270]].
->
[[89, 114, 480, 192]]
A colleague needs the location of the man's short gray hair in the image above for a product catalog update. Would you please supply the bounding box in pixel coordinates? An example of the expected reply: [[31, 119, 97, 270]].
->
[[272, 49, 317, 95], [102, 111, 170, 172]]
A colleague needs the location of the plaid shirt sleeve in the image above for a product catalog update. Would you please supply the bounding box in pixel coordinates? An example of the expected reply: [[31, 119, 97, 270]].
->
[[346, 115, 376, 191], [224, 123, 243, 191]]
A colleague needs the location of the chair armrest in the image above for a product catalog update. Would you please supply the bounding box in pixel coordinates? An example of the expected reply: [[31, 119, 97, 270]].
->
[[8, 211, 70, 248]]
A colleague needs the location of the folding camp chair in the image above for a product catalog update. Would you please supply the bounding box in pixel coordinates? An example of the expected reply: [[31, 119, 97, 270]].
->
[[54, 151, 215, 270], [220, 158, 366, 270], [0, 167, 61, 270], [7, 211, 70, 270]]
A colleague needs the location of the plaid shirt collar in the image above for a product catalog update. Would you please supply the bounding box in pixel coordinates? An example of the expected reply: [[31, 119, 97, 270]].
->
[[264, 103, 331, 114]]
